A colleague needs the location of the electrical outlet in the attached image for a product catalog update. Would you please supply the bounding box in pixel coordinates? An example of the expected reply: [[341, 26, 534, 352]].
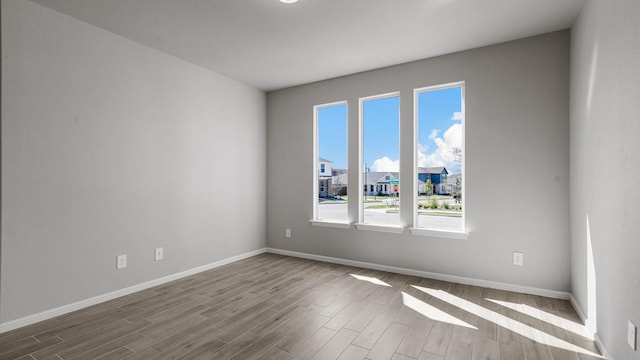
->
[[116, 254, 127, 269], [155, 247, 164, 261], [285, 228, 291, 238], [629, 320, 637, 350], [512, 252, 524, 266]]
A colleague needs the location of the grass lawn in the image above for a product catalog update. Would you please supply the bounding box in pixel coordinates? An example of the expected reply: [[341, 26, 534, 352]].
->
[[418, 210, 462, 217], [340, 195, 399, 202], [366, 204, 399, 209], [417, 195, 454, 200], [318, 198, 347, 204]]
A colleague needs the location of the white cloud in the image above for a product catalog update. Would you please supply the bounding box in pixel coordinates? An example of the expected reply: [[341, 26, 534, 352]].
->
[[451, 111, 462, 121], [428, 129, 440, 140], [417, 123, 462, 172], [370, 156, 399, 172]]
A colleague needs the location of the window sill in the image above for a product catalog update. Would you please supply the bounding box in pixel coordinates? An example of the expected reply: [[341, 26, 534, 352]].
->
[[309, 220, 351, 229], [355, 223, 404, 234], [409, 227, 469, 240]]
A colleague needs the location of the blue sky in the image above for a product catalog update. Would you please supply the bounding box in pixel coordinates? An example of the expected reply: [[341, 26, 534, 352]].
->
[[363, 96, 399, 171], [417, 86, 462, 174], [317, 104, 348, 169], [317, 86, 462, 174]]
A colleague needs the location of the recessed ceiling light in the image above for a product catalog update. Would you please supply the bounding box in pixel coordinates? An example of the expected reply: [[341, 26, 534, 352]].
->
[[280, 0, 298, 3]]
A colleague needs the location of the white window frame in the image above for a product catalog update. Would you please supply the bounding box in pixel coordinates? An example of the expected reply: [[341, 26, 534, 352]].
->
[[311, 101, 350, 228], [411, 82, 468, 239], [356, 92, 403, 233]]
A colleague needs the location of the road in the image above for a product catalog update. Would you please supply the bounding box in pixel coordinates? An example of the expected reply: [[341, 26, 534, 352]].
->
[[317, 203, 463, 231]]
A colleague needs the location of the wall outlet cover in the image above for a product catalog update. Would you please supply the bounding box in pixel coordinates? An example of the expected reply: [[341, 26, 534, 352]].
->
[[285, 228, 291, 238], [512, 252, 524, 266], [155, 247, 164, 261], [116, 254, 127, 269], [629, 320, 637, 350]]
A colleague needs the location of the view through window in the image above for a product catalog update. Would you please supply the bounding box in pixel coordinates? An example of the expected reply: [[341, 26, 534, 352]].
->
[[415, 84, 464, 232], [315, 102, 348, 222], [361, 94, 401, 226]]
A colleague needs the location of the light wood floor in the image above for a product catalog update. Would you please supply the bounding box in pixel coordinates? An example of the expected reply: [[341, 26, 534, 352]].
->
[[0, 253, 600, 360]]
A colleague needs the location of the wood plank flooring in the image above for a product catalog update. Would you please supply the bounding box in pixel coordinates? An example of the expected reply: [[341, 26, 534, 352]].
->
[[0, 254, 601, 360]]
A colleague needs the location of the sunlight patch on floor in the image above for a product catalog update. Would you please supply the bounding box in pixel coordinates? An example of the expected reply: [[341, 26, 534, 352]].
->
[[412, 285, 602, 358], [350, 274, 392, 287], [486, 298, 592, 340], [401, 291, 477, 329]]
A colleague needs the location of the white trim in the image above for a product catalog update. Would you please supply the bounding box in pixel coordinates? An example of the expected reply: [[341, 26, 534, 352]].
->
[[312, 104, 319, 220], [309, 220, 351, 229], [569, 295, 612, 359], [569, 293, 601, 342], [355, 223, 404, 234], [267, 247, 570, 300], [461, 84, 466, 230], [594, 333, 614, 360], [358, 97, 364, 224], [412, 87, 419, 227], [414, 81, 466, 93], [0, 248, 267, 334], [569, 294, 588, 327], [409, 227, 469, 240]]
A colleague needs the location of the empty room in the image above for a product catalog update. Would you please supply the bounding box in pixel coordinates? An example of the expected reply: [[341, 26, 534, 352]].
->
[[1, 0, 639, 359]]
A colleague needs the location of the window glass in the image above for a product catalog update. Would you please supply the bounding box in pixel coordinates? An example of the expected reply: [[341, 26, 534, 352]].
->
[[361, 95, 400, 226], [315, 103, 348, 222], [415, 85, 464, 232]]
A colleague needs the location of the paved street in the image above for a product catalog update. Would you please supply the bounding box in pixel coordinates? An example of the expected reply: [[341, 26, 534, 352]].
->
[[317, 203, 463, 231], [317, 203, 348, 222]]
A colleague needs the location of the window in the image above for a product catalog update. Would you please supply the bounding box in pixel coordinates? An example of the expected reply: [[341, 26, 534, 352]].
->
[[313, 102, 348, 223], [311, 85, 465, 237], [414, 83, 464, 233], [360, 93, 401, 227]]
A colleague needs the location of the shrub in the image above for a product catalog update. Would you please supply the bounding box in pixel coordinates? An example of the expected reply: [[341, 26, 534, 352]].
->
[[430, 199, 439, 209]]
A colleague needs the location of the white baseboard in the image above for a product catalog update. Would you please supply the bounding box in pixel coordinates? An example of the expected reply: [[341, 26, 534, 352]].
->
[[594, 333, 614, 360], [568, 294, 615, 360], [569, 294, 588, 325], [267, 247, 571, 300], [0, 248, 267, 334]]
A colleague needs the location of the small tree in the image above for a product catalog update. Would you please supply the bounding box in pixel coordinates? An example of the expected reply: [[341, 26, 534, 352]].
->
[[449, 146, 463, 202], [426, 179, 433, 196], [450, 146, 462, 165], [453, 177, 462, 203]]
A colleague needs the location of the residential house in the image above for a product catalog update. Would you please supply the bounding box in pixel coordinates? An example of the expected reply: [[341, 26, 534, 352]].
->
[[363, 172, 399, 196], [318, 157, 333, 197], [332, 173, 348, 196], [448, 173, 462, 196], [418, 167, 449, 195]]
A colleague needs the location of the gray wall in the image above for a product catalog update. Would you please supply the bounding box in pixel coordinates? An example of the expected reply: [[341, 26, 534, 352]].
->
[[267, 31, 570, 293], [1, 0, 266, 322], [570, 0, 640, 358]]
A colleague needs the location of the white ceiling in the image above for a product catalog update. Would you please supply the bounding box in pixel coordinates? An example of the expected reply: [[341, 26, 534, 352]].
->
[[30, 0, 585, 91]]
